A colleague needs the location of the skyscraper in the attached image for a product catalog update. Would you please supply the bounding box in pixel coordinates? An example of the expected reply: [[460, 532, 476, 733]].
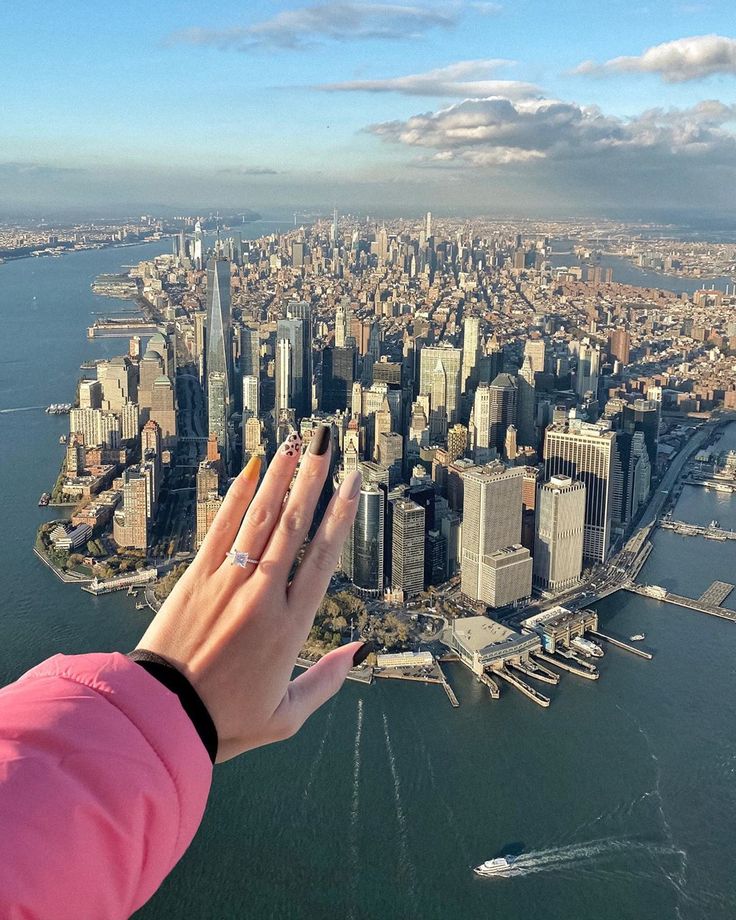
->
[[623, 399, 660, 473], [242, 375, 259, 420], [205, 258, 232, 459], [489, 373, 517, 454], [460, 463, 526, 604], [276, 313, 309, 419], [575, 340, 600, 397], [516, 355, 537, 448], [608, 329, 631, 365], [286, 300, 313, 413], [419, 345, 462, 430], [533, 475, 586, 591], [150, 376, 176, 448], [275, 337, 293, 413], [543, 421, 616, 562], [391, 499, 425, 597], [342, 483, 385, 597], [523, 337, 546, 377], [462, 315, 481, 391]]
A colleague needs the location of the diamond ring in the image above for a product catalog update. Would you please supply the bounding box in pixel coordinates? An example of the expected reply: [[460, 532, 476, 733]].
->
[[226, 549, 260, 568]]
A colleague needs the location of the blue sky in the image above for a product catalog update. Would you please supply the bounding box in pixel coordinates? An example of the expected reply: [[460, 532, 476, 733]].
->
[[2, 1, 736, 217]]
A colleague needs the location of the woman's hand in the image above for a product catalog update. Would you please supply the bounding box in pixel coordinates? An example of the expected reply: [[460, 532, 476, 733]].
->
[[136, 426, 364, 762]]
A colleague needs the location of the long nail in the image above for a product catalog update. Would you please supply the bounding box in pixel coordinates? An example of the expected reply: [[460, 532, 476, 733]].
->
[[352, 641, 376, 667], [338, 470, 362, 500], [279, 430, 302, 458], [308, 424, 331, 456], [240, 455, 261, 479]]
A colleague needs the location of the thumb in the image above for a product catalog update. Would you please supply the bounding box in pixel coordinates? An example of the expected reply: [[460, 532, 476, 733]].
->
[[271, 642, 368, 740]]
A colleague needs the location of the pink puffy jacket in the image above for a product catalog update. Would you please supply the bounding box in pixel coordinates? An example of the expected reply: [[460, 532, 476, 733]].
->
[[0, 652, 212, 919]]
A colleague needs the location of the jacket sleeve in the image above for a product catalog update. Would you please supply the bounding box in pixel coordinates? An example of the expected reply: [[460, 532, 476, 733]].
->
[[0, 652, 213, 920]]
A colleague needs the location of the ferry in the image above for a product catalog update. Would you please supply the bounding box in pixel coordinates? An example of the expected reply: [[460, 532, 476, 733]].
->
[[38, 492, 50, 507], [571, 636, 604, 658], [45, 403, 72, 415], [474, 856, 516, 877], [630, 634, 646, 642]]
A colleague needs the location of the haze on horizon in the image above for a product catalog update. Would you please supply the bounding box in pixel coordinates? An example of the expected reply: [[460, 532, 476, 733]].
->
[[3, 0, 736, 220]]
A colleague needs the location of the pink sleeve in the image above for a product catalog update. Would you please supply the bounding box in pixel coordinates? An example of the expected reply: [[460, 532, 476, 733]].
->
[[0, 652, 213, 919]]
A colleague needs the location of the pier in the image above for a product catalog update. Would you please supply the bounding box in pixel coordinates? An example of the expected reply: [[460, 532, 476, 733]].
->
[[436, 661, 460, 707], [626, 584, 736, 622], [509, 659, 560, 685], [659, 519, 736, 541], [479, 671, 500, 699], [494, 667, 551, 707], [589, 630, 653, 660], [698, 581, 735, 607], [295, 656, 374, 685], [82, 568, 157, 595], [533, 651, 600, 680]]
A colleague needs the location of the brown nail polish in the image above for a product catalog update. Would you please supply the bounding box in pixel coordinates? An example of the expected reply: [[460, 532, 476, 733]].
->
[[308, 424, 331, 456], [352, 642, 376, 667]]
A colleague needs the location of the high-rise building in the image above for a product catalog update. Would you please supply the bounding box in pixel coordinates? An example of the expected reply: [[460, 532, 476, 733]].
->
[[543, 421, 616, 562], [321, 345, 355, 412], [276, 316, 308, 418], [242, 375, 259, 420], [205, 258, 233, 458], [286, 300, 313, 415], [120, 401, 140, 441], [391, 499, 425, 597], [516, 356, 537, 448], [489, 373, 517, 454], [100, 356, 137, 413], [335, 297, 351, 348], [523, 337, 546, 377], [480, 545, 532, 607], [138, 348, 164, 411], [533, 475, 586, 591], [460, 463, 525, 604], [608, 329, 631, 365], [462, 315, 481, 391], [239, 324, 260, 378], [623, 399, 659, 473], [341, 483, 385, 597], [79, 379, 102, 410], [575, 340, 600, 397], [150, 376, 177, 448], [447, 424, 468, 461], [419, 345, 462, 427]]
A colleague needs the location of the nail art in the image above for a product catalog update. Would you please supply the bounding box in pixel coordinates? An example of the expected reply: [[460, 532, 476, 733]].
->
[[308, 424, 331, 456], [279, 430, 303, 458], [352, 641, 376, 667]]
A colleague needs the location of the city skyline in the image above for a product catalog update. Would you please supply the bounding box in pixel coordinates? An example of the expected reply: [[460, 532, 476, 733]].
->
[[3, 1, 736, 217]]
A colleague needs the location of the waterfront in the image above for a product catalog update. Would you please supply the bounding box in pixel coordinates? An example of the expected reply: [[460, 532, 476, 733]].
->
[[1, 247, 736, 918]]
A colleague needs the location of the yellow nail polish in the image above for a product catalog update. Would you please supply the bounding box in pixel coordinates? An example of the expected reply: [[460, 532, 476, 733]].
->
[[240, 456, 261, 480]]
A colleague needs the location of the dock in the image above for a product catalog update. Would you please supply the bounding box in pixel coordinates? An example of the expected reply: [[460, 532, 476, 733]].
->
[[533, 651, 600, 680], [625, 584, 736, 622], [509, 659, 560, 685], [479, 671, 500, 699], [698, 581, 735, 607], [436, 661, 460, 707], [494, 667, 551, 707], [659, 519, 736, 541], [589, 630, 653, 660]]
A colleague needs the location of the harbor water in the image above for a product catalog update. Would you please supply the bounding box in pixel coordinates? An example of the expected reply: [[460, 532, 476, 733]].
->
[[1, 245, 735, 919]]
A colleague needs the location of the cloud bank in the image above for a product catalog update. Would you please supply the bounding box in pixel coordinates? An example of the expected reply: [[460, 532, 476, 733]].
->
[[317, 60, 540, 98], [574, 34, 736, 83], [170, 3, 456, 51]]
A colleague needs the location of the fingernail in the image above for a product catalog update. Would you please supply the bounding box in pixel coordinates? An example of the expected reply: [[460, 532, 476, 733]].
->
[[352, 641, 376, 667], [308, 424, 331, 456], [240, 455, 261, 479], [279, 430, 302, 458], [338, 470, 362, 500]]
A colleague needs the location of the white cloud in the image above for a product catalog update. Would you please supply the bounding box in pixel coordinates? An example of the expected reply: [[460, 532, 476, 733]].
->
[[367, 95, 736, 166], [169, 3, 456, 51], [574, 34, 736, 83], [317, 60, 540, 98]]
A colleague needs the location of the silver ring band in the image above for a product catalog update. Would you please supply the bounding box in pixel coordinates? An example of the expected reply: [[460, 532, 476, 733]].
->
[[226, 549, 260, 568]]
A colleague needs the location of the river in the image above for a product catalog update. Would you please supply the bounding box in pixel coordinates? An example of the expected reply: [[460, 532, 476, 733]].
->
[[0, 243, 735, 919]]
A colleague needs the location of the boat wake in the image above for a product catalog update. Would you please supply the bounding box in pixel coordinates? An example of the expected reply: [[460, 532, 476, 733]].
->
[[0, 405, 45, 414], [477, 838, 683, 879], [382, 711, 418, 911]]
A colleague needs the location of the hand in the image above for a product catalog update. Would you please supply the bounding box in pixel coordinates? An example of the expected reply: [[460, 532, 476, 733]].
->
[[136, 426, 364, 762]]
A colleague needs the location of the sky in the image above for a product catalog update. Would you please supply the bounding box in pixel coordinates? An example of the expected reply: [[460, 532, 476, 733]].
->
[[2, 0, 736, 219]]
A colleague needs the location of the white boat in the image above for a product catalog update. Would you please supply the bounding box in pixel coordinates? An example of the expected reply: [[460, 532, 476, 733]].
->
[[571, 636, 604, 658], [474, 856, 515, 877], [630, 634, 645, 641]]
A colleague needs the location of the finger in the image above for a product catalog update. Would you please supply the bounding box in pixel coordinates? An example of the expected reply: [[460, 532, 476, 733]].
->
[[192, 455, 261, 576], [269, 642, 365, 741], [287, 470, 362, 620], [254, 425, 333, 584], [222, 430, 303, 576]]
